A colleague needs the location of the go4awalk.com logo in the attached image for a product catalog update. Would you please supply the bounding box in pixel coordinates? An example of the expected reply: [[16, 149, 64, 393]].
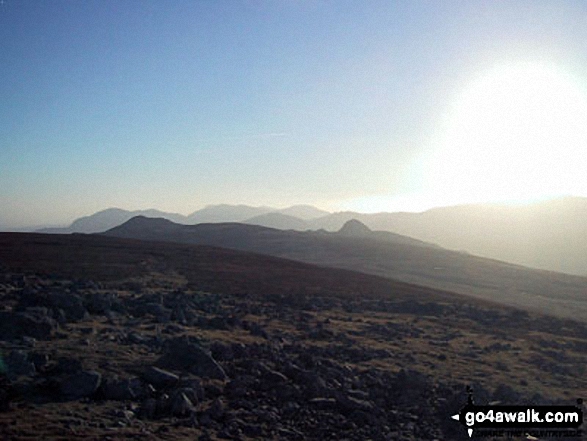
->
[[451, 388, 583, 438]]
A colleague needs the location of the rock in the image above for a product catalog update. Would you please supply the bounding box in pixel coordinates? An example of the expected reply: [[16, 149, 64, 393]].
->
[[255, 363, 289, 392], [273, 384, 301, 402], [60, 370, 102, 399], [309, 397, 337, 409], [143, 366, 179, 388], [178, 378, 205, 402], [21, 336, 36, 347], [170, 306, 187, 324], [100, 377, 146, 401], [139, 398, 157, 419], [0, 310, 58, 341], [225, 376, 255, 399], [206, 316, 230, 330], [4, 350, 35, 380], [173, 386, 201, 405], [334, 392, 375, 414], [206, 398, 225, 421], [247, 322, 268, 339], [300, 372, 328, 399], [100, 378, 133, 401], [277, 427, 304, 439], [0, 376, 14, 412], [170, 392, 195, 417], [131, 299, 170, 322], [83, 292, 122, 315], [492, 383, 521, 403], [156, 337, 227, 380], [29, 352, 50, 372], [126, 331, 149, 345], [0, 389, 9, 412], [242, 423, 263, 438], [17, 292, 88, 322], [392, 369, 431, 404], [204, 382, 223, 399], [49, 293, 88, 321], [210, 342, 234, 362], [261, 367, 288, 384], [54, 357, 83, 374], [119, 409, 135, 421]]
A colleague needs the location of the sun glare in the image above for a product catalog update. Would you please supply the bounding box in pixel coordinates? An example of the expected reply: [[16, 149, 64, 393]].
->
[[424, 62, 587, 207]]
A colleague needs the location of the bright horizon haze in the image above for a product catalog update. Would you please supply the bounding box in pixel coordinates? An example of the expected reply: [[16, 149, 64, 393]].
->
[[2, 1, 587, 229]]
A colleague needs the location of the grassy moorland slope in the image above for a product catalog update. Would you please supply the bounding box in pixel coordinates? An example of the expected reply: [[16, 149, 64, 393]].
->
[[0, 232, 585, 440], [103, 217, 587, 321]]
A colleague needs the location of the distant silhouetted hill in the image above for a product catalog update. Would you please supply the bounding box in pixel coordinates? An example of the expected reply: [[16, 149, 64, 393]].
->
[[186, 204, 275, 224], [103, 216, 587, 321], [337, 219, 372, 236], [275, 204, 330, 220], [265, 197, 587, 276], [307, 197, 587, 276], [36, 204, 326, 235], [38, 208, 189, 234], [35, 197, 587, 276], [243, 212, 310, 230]]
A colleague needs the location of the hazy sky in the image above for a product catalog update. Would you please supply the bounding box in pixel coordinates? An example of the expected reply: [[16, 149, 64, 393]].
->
[[2, 1, 587, 228]]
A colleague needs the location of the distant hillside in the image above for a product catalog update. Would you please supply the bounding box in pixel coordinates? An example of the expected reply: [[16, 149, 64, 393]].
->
[[2, 231, 586, 440], [103, 216, 587, 321], [244, 212, 310, 230], [38, 208, 189, 234], [35, 197, 587, 276], [0, 232, 462, 305], [187, 204, 328, 224], [337, 218, 372, 236], [274, 197, 587, 276], [35, 204, 327, 235], [274, 204, 330, 220], [187, 204, 275, 224], [321, 197, 587, 276]]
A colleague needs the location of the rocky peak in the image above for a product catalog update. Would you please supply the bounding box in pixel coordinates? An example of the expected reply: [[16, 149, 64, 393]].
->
[[337, 219, 372, 237]]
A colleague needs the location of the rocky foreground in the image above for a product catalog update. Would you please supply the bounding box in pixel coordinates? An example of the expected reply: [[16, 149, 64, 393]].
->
[[1, 269, 585, 440], [0, 233, 585, 440]]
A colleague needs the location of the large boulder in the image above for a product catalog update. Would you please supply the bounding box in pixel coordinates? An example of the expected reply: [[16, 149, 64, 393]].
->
[[83, 292, 123, 315], [17, 291, 88, 322], [143, 366, 179, 388], [60, 370, 102, 400], [156, 337, 227, 380], [170, 391, 196, 417], [0, 309, 58, 341], [4, 350, 35, 380], [99, 376, 147, 401]]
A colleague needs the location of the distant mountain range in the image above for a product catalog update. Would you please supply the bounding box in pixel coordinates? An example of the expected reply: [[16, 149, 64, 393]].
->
[[102, 216, 587, 321], [36, 196, 587, 276], [38, 204, 330, 235]]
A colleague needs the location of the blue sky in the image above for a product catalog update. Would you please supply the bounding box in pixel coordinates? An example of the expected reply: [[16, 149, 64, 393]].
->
[[2, 1, 587, 228]]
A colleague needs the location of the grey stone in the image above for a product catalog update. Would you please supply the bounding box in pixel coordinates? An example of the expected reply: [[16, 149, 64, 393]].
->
[[60, 370, 102, 399], [143, 366, 179, 388], [100, 377, 145, 401], [156, 337, 227, 380], [5, 350, 35, 380], [0, 310, 57, 341], [139, 398, 157, 419], [170, 392, 195, 417]]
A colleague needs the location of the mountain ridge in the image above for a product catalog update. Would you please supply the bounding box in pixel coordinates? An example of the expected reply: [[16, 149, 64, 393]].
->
[[32, 196, 587, 275], [103, 215, 587, 322]]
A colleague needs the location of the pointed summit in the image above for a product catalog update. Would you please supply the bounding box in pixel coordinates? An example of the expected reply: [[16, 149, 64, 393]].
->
[[337, 219, 372, 236]]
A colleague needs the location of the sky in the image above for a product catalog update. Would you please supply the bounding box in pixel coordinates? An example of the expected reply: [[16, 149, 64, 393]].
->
[[2, 1, 587, 228]]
